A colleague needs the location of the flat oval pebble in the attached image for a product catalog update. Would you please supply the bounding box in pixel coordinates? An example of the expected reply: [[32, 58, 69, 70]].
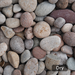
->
[[8, 51, 19, 68], [10, 36, 24, 54], [34, 21, 51, 38], [24, 58, 38, 75], [0, 66, 3, 74], [20, 12, 33, 28], [21, 50, 31, 63], [50, 9, 75, 24], [19, 0, 37, 12], [32, 47, 46, 59], [35, 1, 55, 16], [40, 36, 61, 52], [6, 18, 20, 28], [63, 32, 75, 46]]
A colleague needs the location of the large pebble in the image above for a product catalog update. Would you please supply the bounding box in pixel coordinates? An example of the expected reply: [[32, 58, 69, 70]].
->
[[10, 36, 24, 53], [48, 0, 58, 4], [47, 71, 58, 75], [21, 50, 31, 63], [0, 67, 3, 74], [20, 12, 33, 28], [24, 58, 38, 75], [0, 0, 12, 7], [35, 1, 55, 16], [19, 0, 37, 12], [1, 26, 15, 38], [6, 18, 20, 28], [3, 65, 14, 75], [63, 32, 75, 46], [40, 36, 61, 52], [34, 21, 51, 38], [0, 43, 7, 56], [50, 9, 75, 24], [8, 51, 19, 68]]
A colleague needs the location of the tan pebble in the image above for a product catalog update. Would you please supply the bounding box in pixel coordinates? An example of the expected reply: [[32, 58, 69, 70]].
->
[[31, 21, 36, 26], [30, 12, 36, 20]]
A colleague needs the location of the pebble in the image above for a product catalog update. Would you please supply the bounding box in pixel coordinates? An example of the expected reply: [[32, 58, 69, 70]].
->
[[32, 47, 46, 59], [57, 0, 68, 9], [20, 12, 33, 28], [13, 4, 21, 13], [44, 16, 55, 26], [71, 71, 75, 75], [12, 0, 18, 3], [19, 0, 37, 12], [14, 13, 22, 18], [39, 56, 46, 62], [1, 26, 15, 38], [12, 69, 21, 75], [68, 0, 75, 3], [63, 32, 75, 46], [40, 36, 61, 52], [24, 58, 38, 75], [34, 21, 51, 38], [6, 18, 20, 28], [21, 50, 31, 63], [8, 51, 19, 68], [2, 5, 13, 18], [50, 9, 75, 24], [45, 54, 61, 70], [0, 13, 6, 25], [72, 25, 75, 32], [13, 26, 24, 33], [61, 23, 73, 33], [47, 71, 58, 75], [37, 70, 46, 75], [61, 45, 73, 55], [37, 62, 45, 74], [24, 27, 34, 39], [54, 17, 65, 28], [48, 0, 58, 4], [0, 66, 3, 74], [0, 43, 7, 56], [35, 1, 55, 16], [0, 0, 12, 7], [10, 36, 24, 53], [51, 52, 68, 65], [30, 12, 36, 20]]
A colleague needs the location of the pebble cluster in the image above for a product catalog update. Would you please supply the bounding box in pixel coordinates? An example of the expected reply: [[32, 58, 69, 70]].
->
[[0, 0, 75, 75]]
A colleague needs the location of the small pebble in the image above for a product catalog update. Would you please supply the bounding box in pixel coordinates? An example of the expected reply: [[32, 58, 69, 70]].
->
[[0, 66, 3, 74], [72, 25, 75, 32], [48, 0, 58, 4], [47, 71, 58, 75], [30, 12, 36, 20], [14, 13, 22, 18]]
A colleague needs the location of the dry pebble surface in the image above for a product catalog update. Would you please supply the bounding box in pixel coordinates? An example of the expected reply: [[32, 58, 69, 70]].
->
[[0, 0, 75, 75]]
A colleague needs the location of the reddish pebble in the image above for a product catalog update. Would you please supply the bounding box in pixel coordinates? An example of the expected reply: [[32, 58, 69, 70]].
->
[[32, 47, 46, 59]]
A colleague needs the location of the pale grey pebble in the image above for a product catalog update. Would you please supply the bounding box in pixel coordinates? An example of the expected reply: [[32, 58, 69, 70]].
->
[[67, 57, 75, 70], [21, 50, 31, 63], [39, 56, 46, 62], [10, 36, 25, 54], [0, 66, 3, 74], [35, 1, 55, 16], [33, 38, 40, 48], [3, 65, 14, 75], [25, 39, 34, 49], [14, 13, 22, 18], [37, 70, 46, 75], [54, 17, 66, 28]]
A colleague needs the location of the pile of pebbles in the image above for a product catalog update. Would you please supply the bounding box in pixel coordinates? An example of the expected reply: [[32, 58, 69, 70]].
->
[[0, 0, 75, 75]]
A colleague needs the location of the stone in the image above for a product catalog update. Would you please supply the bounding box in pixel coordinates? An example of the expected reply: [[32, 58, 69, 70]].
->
[[2, 5, 13, 18], [21, 50, 31, 63], [14, 13, 22, 18], [30, 12, 36, 20], [47, 71, 58, 75], [35, 1, 55, 16], [50, 9, 75, 24], [34, 21, 51, 38], [12, 0, 18, 3], [1, 26, 15, 38], [63, 32, 75, 46], [24, 58, 38, 75], [0, 66, 3, 74], [40, 36, 61, 52], [0, 12, 6, 25], [61, 45, 73, 55], [37, 70, 46, 75], [13, 4, 21, 13], [3, 65, 14, 75], [24, 27, 34, 39], [25, 39, 33, 49], [0, 43, 7, 56], [20, 12, 33, 28], [0, 0, 12, 7], [44, 16, 55, 26], [72, 25, 75, 32], [48, 0, 58, 4], [45, 54, 61, 70], [32, 47, 46, 59], [19, 0, 37, 12], [10, 36, 24, 54], [39, 56, 46, 62], [8, 51, 19, 68], [54, 17, 65, 28]]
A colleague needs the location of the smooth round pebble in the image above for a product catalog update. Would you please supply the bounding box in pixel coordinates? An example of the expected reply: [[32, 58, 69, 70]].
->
[[30, 12, 36, 20], [0, 66, 3, 74], [47, 71, 58, 75], [48, 0, 58, 4], [10, 36, 24, 54], [72, 25, 75, 32], [25, 39, 33, 49], [14, 13, 22, 18]]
